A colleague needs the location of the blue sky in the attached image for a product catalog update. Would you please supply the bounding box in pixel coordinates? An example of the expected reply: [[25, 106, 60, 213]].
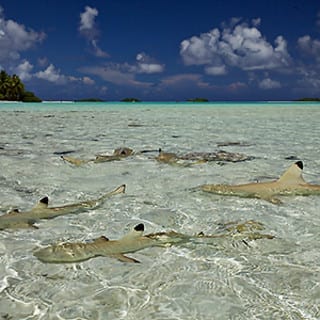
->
[[0, 0, 319, 101]]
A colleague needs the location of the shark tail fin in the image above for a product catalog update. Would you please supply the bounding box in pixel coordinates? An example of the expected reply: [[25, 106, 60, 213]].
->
[[277, 161, 306, 184]]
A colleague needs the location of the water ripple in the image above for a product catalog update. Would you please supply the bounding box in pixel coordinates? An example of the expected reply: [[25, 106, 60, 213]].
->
[[1, 103, 320, 319]]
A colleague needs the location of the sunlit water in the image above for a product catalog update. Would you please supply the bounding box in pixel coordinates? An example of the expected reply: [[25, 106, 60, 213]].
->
[[0, 101, 320, 319]]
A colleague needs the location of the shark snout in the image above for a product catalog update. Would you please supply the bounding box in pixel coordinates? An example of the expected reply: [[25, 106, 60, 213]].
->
[[34, 246, 55, 262]]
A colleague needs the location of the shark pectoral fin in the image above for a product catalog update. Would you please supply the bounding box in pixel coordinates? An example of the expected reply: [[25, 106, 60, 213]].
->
[[30, 222, 39, 229], [268, 197, 282, 205], [109, 254, 140, 263], [32, 196, 49, 210], [259, 195, 282, 205], [26, 218, 39, 229]]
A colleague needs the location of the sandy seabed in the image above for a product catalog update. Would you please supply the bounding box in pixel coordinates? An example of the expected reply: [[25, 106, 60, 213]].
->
[[0, 102, 320, 319]]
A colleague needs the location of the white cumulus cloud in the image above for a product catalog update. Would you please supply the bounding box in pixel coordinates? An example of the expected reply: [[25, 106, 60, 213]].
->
[[82, 76, 95, 85], [133, 52, 164, 73], [79, 6, 108, 58], [297, 35, 320, 62], [0, 6, 45, 63], [259, 78, 281, 89], [79, 52, 164, 89], [36, 64, 95, 86], [14, 60, 33, 81], [80, 63, 152, 88], [79, 6, 98, 32], [36, 64, 66, 83], [205, 65, 227, 75], [180, 18, 291, 75], [81, 52, 164, 82]]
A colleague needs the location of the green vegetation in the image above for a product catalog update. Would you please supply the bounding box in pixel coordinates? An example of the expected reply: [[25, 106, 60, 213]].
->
[[0, 70, 41, 102], [296, 97, 320, 102], [21, 91, 42, 102], [187, 98, 209, 102], [121, 97, 141, 102]]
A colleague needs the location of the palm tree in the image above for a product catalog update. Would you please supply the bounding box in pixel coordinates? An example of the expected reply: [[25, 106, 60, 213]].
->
[[10, 74, 25, 100], [0, 72, 25, 100], [0, 69, 41, 102], [0, 70, 10, 99]]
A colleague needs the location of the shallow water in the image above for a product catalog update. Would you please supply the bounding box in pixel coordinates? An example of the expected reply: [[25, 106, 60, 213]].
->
[[1, 101, 320, 319]]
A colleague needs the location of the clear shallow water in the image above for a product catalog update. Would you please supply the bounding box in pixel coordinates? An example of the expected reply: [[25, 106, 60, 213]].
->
[[0, 101, 320, 319]]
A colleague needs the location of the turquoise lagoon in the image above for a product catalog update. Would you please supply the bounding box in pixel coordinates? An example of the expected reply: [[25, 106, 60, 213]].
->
[[0, 101, 320, 319]]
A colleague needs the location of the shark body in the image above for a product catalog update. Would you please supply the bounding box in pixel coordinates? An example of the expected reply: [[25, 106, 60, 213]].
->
[[155, 148, 253, 166], [200, 161, 320, 204], [34, 224, 188, 263], [0, 184, 125, 230], [34, 221, 274, 263], [61, 147, 134, 166]]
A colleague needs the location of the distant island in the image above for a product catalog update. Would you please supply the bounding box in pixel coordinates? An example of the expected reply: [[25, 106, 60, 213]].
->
[[2, 71, 319, 105], [295, 97, 320, 101], [0, 70, 41, 102], [186, 98, 209, 102], [121, 98, 141, 102]]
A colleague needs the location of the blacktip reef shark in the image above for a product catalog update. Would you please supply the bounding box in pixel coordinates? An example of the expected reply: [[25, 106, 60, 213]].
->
[[61, 147, 134, 166], [34, 221, 274, 263], [61, 147, 161, 166], [0, 184, 125, 230], [200, 161, 320, 204], [155, 148, 253, 165]]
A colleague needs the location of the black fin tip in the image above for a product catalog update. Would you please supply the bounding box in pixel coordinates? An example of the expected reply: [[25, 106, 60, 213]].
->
[[134, 223, 144, 232], [295, 161, 303, 170], [39, 196, 49, 205]]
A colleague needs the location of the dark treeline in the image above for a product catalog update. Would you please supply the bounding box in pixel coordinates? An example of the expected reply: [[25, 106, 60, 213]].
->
[[296, 97, 320, 101], [0, 70, 41, 102]]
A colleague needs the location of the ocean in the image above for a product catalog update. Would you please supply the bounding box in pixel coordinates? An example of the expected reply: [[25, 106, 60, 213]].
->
[[0, 101, 320, 319]]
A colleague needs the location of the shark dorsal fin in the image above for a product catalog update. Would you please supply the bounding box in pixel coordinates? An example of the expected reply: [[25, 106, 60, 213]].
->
[[277, 161, 306, 185], [32, 196, 49, 210], [120, 223, 145, 240]]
